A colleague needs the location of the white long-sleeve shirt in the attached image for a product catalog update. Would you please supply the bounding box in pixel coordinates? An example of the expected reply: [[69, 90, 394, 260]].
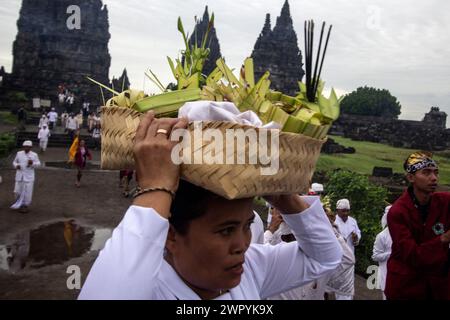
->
[[66, 117, 79, 130], [38, 128, 50, 141], [79, 197, 343, 300], [372, 228, 392, 291], [335, 215, 361, 253], [13, 151, 41, 182], [38, 117, 49, 129]]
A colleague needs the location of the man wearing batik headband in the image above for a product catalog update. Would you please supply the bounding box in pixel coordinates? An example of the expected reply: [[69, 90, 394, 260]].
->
[[385, 151, 450, 300]]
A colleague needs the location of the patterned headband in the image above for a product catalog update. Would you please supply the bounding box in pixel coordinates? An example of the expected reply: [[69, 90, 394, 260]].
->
[[405, 152, 437, 174]]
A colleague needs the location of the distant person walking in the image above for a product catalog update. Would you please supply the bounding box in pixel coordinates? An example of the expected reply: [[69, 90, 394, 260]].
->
[[66, 114, 79, 141], [37, 124, 51, 153], [372, 205, 393, 300], [11, 140, 41, 213], [74, 139, 92, 188], [47, 108, 58, 130]]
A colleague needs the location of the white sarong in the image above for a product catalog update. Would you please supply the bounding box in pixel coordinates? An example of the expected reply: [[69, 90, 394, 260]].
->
[[11, 181, 34, 209]]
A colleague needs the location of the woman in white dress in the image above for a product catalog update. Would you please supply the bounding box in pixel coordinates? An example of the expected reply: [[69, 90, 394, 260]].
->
[[79, 113, 343, 300]]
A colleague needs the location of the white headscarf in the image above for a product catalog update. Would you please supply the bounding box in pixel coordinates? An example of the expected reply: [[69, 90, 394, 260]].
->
[[336, 199, 350, 210]]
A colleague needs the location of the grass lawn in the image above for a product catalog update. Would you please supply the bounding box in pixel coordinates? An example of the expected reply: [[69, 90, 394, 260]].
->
[[0, 111, 18, 125], [317, 136, 450, 186]]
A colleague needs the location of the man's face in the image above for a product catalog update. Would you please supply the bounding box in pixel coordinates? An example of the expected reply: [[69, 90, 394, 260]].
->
[[166, 197, 254, 296], [23, 146, 31, 153], [337, 209, 350, 222], [407, 167, 439, 194]]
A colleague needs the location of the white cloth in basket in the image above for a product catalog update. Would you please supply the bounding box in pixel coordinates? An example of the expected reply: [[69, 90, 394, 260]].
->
[[179, 101, 281, 129]]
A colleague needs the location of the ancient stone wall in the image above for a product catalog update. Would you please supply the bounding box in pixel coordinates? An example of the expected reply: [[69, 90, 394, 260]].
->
[[330, 109, 450, 151], [2, 0, 111, 107]]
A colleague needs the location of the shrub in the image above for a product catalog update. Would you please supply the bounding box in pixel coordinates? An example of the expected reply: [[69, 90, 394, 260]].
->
[[325, 170, 389, 276]]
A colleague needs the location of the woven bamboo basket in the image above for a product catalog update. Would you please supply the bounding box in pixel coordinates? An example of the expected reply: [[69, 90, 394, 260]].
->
[[101, 106, 326, 199]]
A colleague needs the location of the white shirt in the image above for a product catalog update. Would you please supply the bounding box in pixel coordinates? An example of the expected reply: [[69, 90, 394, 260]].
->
[[372, 228, 392, 291], [250, 211, 265, 244], [335, 215, 361, 253], [13, 151, 41, 182], [48, 111, 58, 122], [66, 117, 78, 130], [38, 128, 50, 141], [79, 197, 343, 300], [38, 117, 49, 128]]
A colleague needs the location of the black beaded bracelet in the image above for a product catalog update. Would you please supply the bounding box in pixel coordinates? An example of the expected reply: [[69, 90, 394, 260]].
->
[[132, 186, 176, 199]]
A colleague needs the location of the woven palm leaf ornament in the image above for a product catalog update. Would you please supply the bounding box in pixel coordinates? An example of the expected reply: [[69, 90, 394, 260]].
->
[[93, 16, 341, 199]]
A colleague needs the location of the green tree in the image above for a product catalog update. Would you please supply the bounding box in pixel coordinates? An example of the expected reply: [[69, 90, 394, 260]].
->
[[326, 170, 389, 276], [341, 86, 401, 118]]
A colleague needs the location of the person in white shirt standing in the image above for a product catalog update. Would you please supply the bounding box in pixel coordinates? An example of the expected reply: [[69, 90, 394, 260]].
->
[[61, 110, 69, 129], [47, 108, 58, 131], [37, 124, 51, 153], [11, 140, 41, 213], [38, 114, 49, 129], [334, 198, 361, 300], [372, 205, 392, 300], [66, 114, 79, 141]]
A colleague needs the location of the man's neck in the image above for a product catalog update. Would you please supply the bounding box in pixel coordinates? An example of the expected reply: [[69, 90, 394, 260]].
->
[[412, 186, 431, 206]]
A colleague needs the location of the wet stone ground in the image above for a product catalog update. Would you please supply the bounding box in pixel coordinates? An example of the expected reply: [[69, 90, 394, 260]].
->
[[0, 148, 382, 300]]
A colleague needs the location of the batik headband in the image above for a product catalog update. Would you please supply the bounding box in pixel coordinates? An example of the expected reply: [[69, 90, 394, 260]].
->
[[405, 152, 437, 174]]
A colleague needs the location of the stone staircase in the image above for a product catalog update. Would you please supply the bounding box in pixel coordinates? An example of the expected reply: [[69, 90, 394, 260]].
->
[[16, 129, 97, 148]]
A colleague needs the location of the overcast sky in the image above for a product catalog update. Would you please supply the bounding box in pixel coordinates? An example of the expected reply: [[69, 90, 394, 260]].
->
[[1, 0, 449, 126]]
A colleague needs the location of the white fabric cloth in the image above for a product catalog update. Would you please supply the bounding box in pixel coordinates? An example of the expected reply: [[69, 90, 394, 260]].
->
[[335, 215, 361, 253], [264, 221, 328, 300], [336, 199, 350, 210], [372, 228, 392, 293], [311, 183, 324, 193], [250, 211, 265, 244], [79, 197, 343, 300], [325, 225, 356, 298], [48, 111, 58, 123], [12, 151, 40, 182], [92, 128, 101, 139], [335, 294, 352, 300], [38, 116, 49, 129], [178, 101, 281, 129], [39, 139, 48, 152], [11, 181, 34, 209], [66, 117, 79, 130], [38, 128, 50, 144], [11, 151, 40, 209], [76, 114, 83, 126], [381, 205, 392, 229], [263, 222, 293, 246]]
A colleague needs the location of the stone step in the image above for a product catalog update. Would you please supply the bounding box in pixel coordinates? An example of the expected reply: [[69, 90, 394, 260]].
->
[[16, 131, 98, 148]]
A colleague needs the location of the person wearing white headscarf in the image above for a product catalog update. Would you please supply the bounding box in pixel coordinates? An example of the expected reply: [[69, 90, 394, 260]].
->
[[11, 141, 41, 213], [333, 199, 360, 300], [37, 124, 51, 153], [372, 205, 393, 300], [265, 204, 337, 300], [335, 199, 361, 253]]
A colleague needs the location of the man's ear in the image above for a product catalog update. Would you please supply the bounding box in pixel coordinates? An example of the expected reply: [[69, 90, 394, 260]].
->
[[165, 225, 178, 254], [406, 173, 415, 184]]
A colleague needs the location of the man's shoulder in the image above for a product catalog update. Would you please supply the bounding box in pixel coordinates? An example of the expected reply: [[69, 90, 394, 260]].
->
[[348, 216, 358, 224], [433, 192, 450, 203]]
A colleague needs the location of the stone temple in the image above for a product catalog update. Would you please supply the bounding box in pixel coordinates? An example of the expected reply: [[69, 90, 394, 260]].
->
[[251, 0, 305, 96], [1, 0, 112, 107], [187, 6, 222, 77]]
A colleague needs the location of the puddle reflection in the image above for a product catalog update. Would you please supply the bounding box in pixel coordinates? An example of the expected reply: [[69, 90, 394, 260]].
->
[[0, 220, 112, 273]]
